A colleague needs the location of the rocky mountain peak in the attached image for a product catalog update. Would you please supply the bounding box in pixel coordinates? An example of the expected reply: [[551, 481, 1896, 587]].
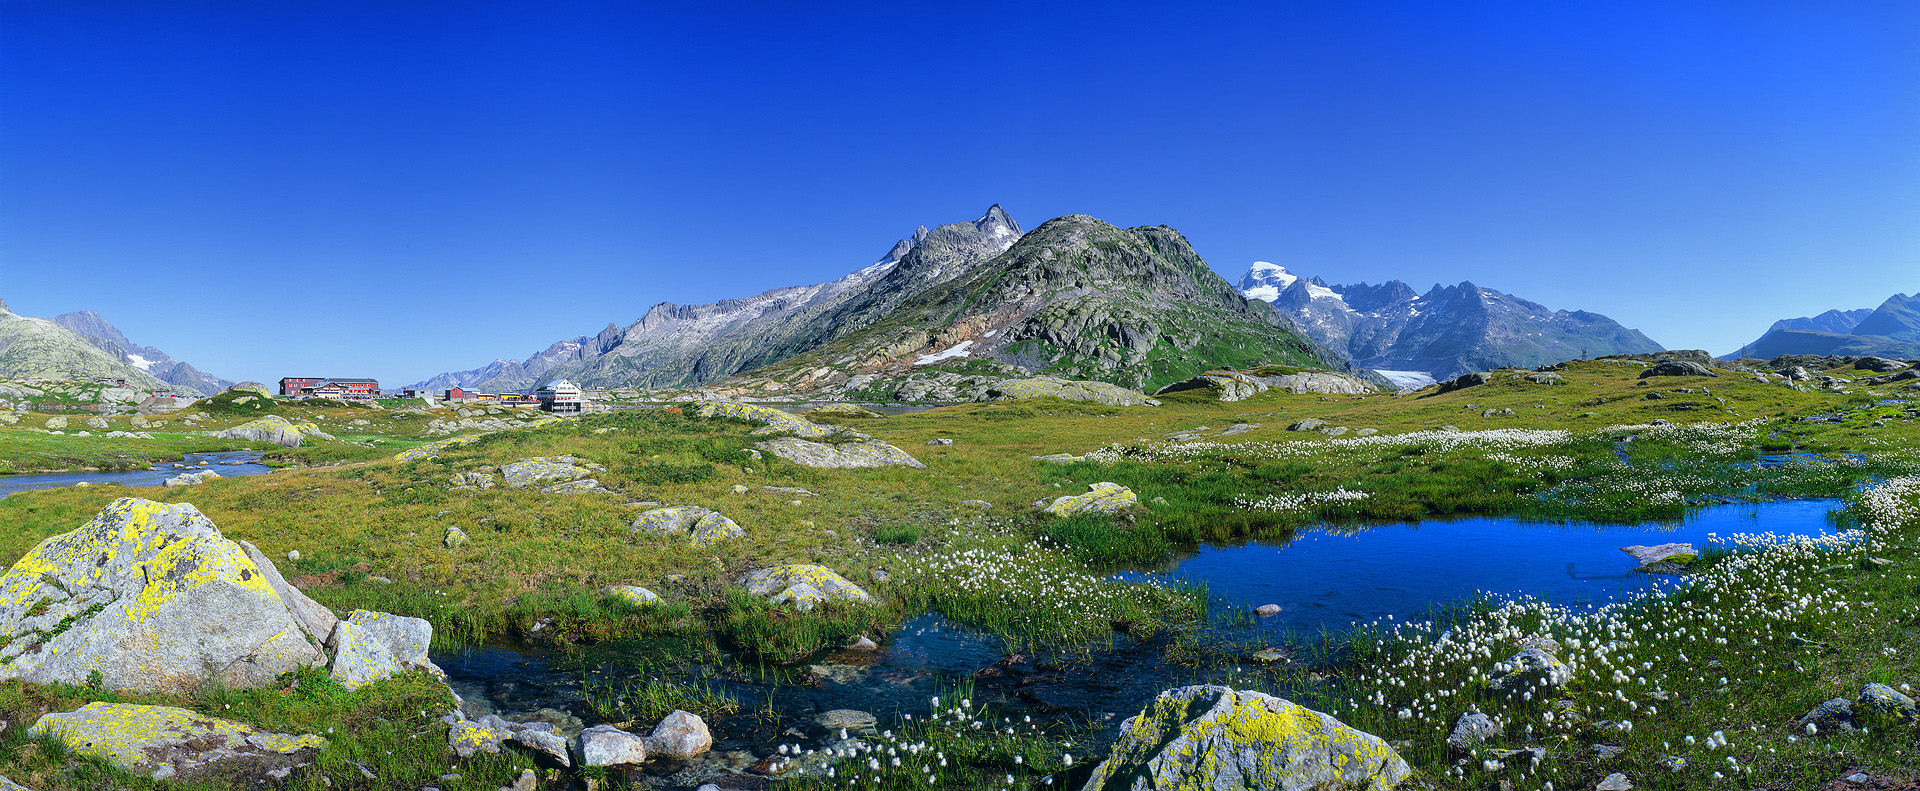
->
[[0, 297, 9, 314], [974, 204, 1024, 241]]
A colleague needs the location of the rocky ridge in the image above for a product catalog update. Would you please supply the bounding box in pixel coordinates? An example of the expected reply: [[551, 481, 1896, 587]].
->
[[0, 298, 192, 396], [1726, 292, 1920, 360], [1237, 262, 1664, 380], [50, 310, 234, 395]]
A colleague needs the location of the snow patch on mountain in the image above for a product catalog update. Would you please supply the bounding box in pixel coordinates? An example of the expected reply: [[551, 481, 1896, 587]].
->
[[914, 340, 974, 366]]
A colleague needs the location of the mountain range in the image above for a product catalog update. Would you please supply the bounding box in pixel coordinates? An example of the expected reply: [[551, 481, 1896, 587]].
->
[[0, 299, 217, 396], [1726, 293, 1920, 360], [414, 207, 1362, 399], [1237, 262, 1664, 383], [50, 311, 233, 395]]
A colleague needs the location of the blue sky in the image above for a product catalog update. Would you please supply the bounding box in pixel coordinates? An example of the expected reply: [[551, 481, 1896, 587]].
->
[[2, 1, 1915, 386]]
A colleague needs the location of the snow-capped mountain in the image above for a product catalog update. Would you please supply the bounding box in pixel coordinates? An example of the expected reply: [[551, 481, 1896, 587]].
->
[[1237, 263, 1664, 380]]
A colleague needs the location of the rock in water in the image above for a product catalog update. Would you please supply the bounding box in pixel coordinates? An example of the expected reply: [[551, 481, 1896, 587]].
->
[[646, 710, 713, 759], [1043, 482, 1138, 517], [0, 498, 326, 693], [756, 436, 926, 469], [30, 702, 325, 784], [629, 506, 745, 546], [1619, 543, 1696, 567], [981, 377, 1161, 406], [216, 414, 333, 447], [579, 723, 648, 766], [1079, 685, 1409, 791], [163, 470, 222, 487]]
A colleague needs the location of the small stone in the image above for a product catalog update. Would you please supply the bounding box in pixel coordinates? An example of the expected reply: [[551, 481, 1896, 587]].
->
[[646, 710, 713, 759], [1254, 604, 1281, 617], [1592, 744, 1624, 759], [1596, 772, 1631, 791], [501, 769, 536, 791], [1448, 712, 1500, 751], [1251, 648, 1285, 663], [444, 526, 468, 549], [288, 550, 301, 562], [578, 724, 647, 766], [731, 485, 749, 494], [925, 438, 954, 446], [816, 709, 878, 733], [841, 636, 879, 651], [600, 585, 660, 606]]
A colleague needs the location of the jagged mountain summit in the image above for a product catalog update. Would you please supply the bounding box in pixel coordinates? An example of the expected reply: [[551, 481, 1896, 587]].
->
[[409, 205, 1027, 392], [709, 215, 1365, 401], [1726, 293, 1920, 360], [50, 310, 232, 395], [0, 299, 197, 395], [1237, 262, 1664, 382]]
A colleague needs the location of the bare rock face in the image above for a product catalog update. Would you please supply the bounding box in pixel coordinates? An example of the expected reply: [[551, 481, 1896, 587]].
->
[[1155, 369, 1378, 401], [1079, 685, 1410, 791], [0, 498, 327, 693]]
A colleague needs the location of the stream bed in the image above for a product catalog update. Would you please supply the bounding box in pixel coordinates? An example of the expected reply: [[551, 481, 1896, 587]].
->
[[432, 498, 1848, 789]]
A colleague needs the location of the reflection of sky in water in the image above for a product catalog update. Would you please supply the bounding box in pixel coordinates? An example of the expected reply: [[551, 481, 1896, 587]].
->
[[1148, 499, 1839, 636], [0, 451, 272, 498]]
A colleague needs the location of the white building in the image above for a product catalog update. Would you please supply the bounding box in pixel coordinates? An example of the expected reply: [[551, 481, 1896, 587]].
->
[[535, 379, 587, 414]]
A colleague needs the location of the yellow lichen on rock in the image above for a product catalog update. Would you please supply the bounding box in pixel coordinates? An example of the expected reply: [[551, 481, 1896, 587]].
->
[[30, 702, 325, 781], [0, 498, 327, 693], [1045, 482, 1138, 517]]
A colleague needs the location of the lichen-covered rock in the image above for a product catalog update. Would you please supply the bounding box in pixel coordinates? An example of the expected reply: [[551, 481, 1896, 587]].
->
[[541, 478, 615, 495], [163, 470, 222, 487], [237, 540, 337, 646], [1489, 646, 1573, 700], [696, 401, 842, 438], [1288, 417, 1329, 432], [1044, 482, 1138, 517], [0, 498, 326, 693], [1858, 683, 1918, 724], [43, 416, 66, 430], [501, 456, 605, 488], [630, 506, 745, 546], [448, 471, 496, 490], [1447, 711, 1500, 750], [325, 610, 445, 690], [756, 436, 926, 469], [646, 710, 713, 760], [1619, 543, 1696, 567], [226, 382, 274, 397], [448, 717, 514, 758], [769, 582, 829, 611], [29, 702, 326, 784], [982, 377, 1161, 406], [1079, 685, 1409, 791], [601, 585, 661, 606], [579, 723, 648, 766], [444, 526, 468, 549], [512, 727, 571, 766], [216, 415, 332, 447], [85, 417, 109, 429], [739, 565, 875, 605]]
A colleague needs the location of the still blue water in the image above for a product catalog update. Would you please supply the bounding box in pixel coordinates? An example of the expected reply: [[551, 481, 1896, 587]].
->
[[0, 451, 274, 498], [1154, 498, 1840, 635]]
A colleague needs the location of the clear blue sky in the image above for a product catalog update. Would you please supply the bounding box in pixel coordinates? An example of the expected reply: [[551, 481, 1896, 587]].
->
[[2, 1, 1915, 386]]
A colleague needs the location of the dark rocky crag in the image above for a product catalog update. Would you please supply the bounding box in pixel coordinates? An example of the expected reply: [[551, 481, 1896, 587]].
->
[[1239, 263, 1664, 380]]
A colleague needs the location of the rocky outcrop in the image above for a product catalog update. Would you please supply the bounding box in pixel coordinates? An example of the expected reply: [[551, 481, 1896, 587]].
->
[[501, 456, 606, 488], [217, 415, 332, 447], [1042, 483, 1139, 517], [0, 498, 328, 693], [1079, 685, 1409, 791], [757, 436, 928, 469], [696, 401, 841, 438], [1435, 372, 1492, 394], [983, 377, 1161, 406], [1640, 360, 1718, 378], [1619, 543, 1696, 567], [1155, 369, 1379, 401], [30, 702, 326, 784], [326, 610, 446, 690], [630, 506, 745, 546]]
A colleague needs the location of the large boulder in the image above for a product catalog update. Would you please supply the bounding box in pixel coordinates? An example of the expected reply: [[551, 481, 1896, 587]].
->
[[226, 382, 275, 398], [216, 414, 332, 447], [740, 565, 876, 606], [1044, 482, 1139, 517], [646, 710, 714, 760], [695, 401, 841, 438], [1855, 357, 1907, 373], [579, 723, 649, 766], [501, 456, 605, 488], [30, 702, 326, 784], [982, 377, 1161, 407], [630, 506, 745, 546], [1639, 361, 1718, 379], [1619, 543, 1696, 567], [757, 436, 926, 469], [237, 540, 337, 646], [1079, 685, 1409, 791], [0, 498, 327, 693], [1435, 372, 1492, 394], [164, 470, 222, 487]]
